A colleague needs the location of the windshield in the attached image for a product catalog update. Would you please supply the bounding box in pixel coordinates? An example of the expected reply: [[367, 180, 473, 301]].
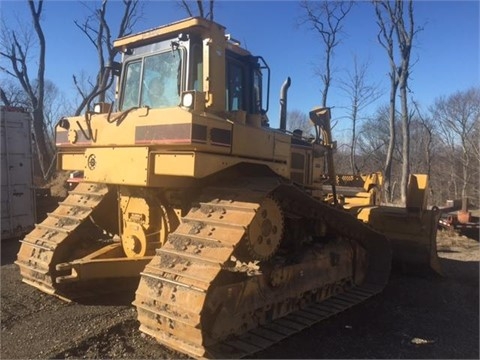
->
[[121, 49, 183, 110]]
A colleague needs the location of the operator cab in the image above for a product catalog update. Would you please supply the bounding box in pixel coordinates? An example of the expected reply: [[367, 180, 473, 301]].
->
[[114, 17, 269, 122]]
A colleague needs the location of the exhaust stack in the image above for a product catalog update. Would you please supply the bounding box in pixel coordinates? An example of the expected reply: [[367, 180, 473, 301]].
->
[[279, 77, 291, 131]]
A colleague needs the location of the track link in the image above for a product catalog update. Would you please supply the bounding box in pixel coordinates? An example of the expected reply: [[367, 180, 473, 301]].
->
[[134, 177, 392, 358], [15, 182, 110, 298], [204, 283, 383, 358]]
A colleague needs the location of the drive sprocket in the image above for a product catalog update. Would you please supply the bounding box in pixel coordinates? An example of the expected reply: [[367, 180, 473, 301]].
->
[[245, 196, 284, 261]]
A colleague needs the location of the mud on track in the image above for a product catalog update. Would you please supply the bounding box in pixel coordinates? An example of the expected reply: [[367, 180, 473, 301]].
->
[[1, 228, 478, 359]]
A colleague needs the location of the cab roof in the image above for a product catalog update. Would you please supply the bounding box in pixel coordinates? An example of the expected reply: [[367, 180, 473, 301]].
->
[[113, 17, 224, 50]]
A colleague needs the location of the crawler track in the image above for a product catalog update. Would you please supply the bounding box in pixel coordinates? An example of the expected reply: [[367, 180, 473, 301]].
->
[[134, 177, 391, 358], [16, 182, 111, 299]]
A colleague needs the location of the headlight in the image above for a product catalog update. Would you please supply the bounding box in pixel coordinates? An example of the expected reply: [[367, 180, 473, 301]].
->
[[181, 92, 194, 108], [93, 102, 111, 114]]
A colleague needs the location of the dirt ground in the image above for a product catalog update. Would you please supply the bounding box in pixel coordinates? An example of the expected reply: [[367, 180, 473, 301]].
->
[[1, 190, 478, 359]]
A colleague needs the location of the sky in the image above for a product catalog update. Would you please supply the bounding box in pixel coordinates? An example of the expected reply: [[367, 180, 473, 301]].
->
[[1, 0, 479, 141]]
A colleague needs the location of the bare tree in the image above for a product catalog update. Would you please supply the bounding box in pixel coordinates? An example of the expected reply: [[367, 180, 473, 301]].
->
[[357, 104, 408, 200], [432, 87, 480, 211], [73, 0, 142, 115], [178, 0, 215, 21], [0, 78, 29, 107], [287, 109, 314, 137], [299, 0, 354, 107], [412, 100, 435, 177], [373, 1, 398, 203], [42, 79, 74, 151], [357, 106, 392, 171], [0, 0, 53, 177], [339, 55, 382, 174], [374, 0, 421, 204]]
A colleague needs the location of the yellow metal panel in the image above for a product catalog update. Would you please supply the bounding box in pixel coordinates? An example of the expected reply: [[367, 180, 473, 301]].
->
[[84, 147, 149, 185], [406, 174, 429, 210], [154, 152, 233, 178], [58, 153, 85, 171], [232, 124, 274, 160], [273, 132, 290, 162], [113, 18, 216, 49], [154, 152, 289, 179], [61, 107, 194, 148], [154, 153, 195, 177], [203, 29, 226, 111]]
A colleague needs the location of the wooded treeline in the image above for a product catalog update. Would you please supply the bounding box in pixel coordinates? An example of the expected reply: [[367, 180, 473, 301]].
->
[[329, 87, 479, 208], [293, 0, 479, 208], [1, 0, 478, 208]]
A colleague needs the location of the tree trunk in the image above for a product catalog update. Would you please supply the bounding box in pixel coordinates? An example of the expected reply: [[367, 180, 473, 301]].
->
[[461, 145, 469, 212], [399, 78, 410, 205], [350, 103, 358, 174], [321, 47, 331, 107], [31, 107, 51, 176], [384, 79, 397, 203]]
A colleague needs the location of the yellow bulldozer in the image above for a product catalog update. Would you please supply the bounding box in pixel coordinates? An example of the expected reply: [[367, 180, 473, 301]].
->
[[16, 17, 440, 358]]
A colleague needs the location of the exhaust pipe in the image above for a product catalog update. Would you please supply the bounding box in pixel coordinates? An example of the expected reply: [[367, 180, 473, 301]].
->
[[279, 77, 291, 131]]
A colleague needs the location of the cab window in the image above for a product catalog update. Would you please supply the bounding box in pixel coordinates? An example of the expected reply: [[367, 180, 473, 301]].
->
[[122, 61, 141, 109], [121, 49, 183, 110], [190, 43, 203, 91], [226, 62, 244, 111]]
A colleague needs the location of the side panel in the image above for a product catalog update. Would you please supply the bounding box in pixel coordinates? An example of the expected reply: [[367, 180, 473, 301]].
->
[[153, 152, 197, 177], [153, 152, 289, 179], [290, 144, 314, 185], [83, 147, 149, 185], [58, 152, 85, 171], [56, 109, 295, 184], [0, 109, 35, 239], [231, 123, 275, 160]]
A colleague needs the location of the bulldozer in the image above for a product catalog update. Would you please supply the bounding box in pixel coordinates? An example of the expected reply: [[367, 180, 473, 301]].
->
[[16, 17, 441, 358]]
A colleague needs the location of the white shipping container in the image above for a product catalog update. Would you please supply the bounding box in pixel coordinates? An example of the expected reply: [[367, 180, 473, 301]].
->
[[1, 107, 35, 239]]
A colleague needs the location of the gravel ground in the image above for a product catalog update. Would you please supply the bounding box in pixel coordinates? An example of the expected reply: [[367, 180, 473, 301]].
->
[[1, 197, 478, 359]]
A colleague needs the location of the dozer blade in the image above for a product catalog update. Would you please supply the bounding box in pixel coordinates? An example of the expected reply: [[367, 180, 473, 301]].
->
[[356, 205, 441, 274], [355, 174, 442, 274]]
